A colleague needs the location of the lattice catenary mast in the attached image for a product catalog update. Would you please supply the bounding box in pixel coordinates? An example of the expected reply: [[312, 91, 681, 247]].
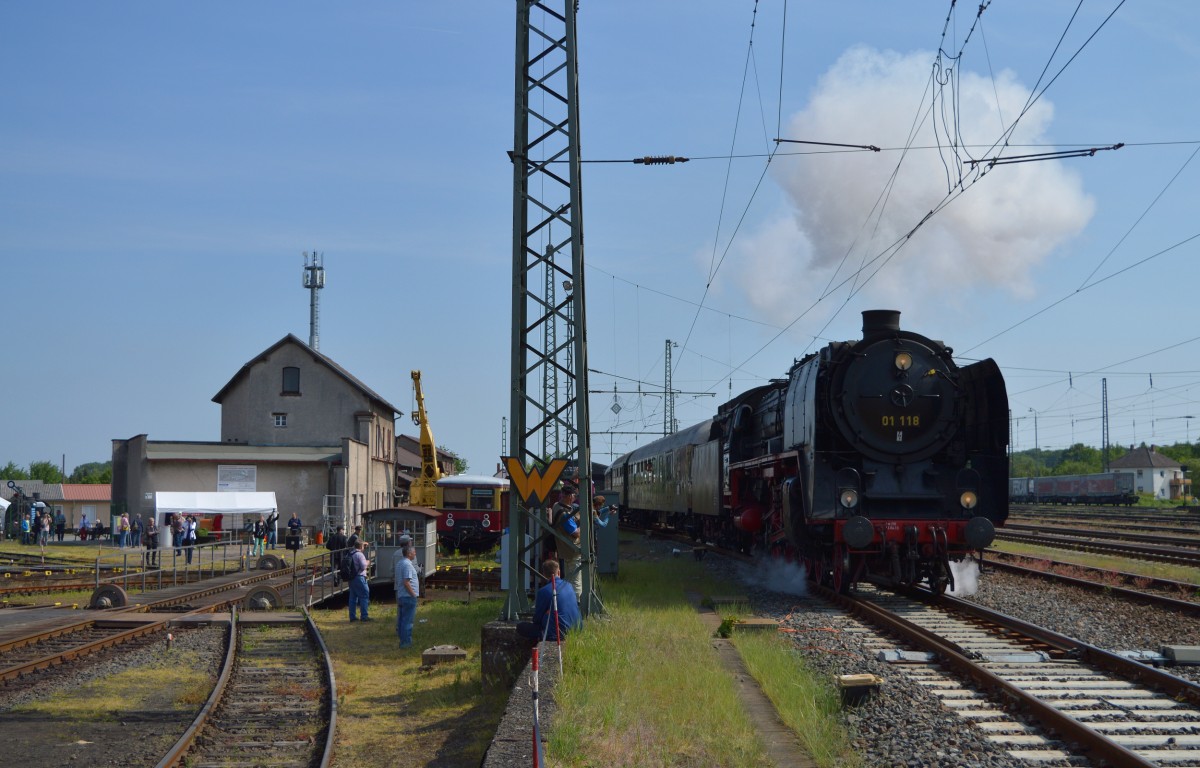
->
[[505, 0, 597, 618]]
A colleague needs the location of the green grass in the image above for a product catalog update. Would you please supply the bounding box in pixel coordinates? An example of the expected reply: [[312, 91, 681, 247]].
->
[[736, 631, 863, 768], [549, 552, 858, 767], [312, 595, 510, 768]]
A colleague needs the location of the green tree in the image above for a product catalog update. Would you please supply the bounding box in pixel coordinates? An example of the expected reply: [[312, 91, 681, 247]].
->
[[0, 461, 30, 480], [438, 446, 469, 475], [69, 461, 113, 484], [28, 460, 65, 483]]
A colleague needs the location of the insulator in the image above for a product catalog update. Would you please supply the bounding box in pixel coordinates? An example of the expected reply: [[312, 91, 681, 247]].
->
[[634, 155, 689, 165]]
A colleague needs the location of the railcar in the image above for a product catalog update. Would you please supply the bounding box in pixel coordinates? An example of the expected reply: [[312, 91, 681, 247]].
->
[[435, 475, 509, 552], [1009, 472, 1136, 506], [607, 310, 1009, 594]]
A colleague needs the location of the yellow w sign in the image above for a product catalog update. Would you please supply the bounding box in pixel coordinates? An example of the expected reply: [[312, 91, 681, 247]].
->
[[502, 457, 568, 506]]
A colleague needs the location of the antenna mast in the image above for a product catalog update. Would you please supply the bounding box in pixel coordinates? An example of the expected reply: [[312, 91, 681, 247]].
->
[[302, 252, 325, 350]]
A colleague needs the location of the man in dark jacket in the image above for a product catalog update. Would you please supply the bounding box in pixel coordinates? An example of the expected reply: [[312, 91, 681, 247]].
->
[[327, 525, 349, 585]]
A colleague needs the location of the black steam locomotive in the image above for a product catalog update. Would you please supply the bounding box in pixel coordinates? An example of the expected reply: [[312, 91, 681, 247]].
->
[[606, 310, 1009, 593]]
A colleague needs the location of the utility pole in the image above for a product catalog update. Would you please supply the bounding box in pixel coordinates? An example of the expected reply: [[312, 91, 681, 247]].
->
[[505, 0, 596, 618], [1102, 378, 1110, 471], [664, 340, 677, 435]]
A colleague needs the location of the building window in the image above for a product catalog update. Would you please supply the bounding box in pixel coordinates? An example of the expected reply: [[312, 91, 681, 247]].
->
[[282, 367, 300, 395], [274, 413, 287, 428]]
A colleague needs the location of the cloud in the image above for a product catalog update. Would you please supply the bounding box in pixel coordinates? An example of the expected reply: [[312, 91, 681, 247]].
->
[[734, 46, 1094, 327]]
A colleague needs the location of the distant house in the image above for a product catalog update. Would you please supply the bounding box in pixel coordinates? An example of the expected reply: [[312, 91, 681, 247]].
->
[[61, 483, 112, 530], [1109, 444, 1189, 500], [113, 334, 401, 535]]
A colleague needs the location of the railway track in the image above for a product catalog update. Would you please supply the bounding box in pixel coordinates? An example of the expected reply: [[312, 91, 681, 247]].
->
[[0, 566, 309, 684], [159, 609, 335, 768], [984, 553, 1200, 611], [995, 528, 1200, 568], [814, 582, 1200, 766]]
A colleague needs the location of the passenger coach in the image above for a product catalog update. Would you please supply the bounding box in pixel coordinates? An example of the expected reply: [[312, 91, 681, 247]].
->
[[435, 475, 509, 552]]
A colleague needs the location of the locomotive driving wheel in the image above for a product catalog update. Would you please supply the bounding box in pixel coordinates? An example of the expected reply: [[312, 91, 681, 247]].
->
[[831, 546, 851, 594]]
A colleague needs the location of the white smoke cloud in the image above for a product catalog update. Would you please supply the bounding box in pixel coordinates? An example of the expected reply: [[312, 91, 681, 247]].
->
[[948, 558, 980, 597], [739, 557, 809, 597], [734, 46, 1094, 326]]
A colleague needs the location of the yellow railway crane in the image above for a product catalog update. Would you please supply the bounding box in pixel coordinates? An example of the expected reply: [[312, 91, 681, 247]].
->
[[409, 370, 441, 507]]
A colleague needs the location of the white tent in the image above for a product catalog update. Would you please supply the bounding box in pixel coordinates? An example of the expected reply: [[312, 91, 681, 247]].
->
[[0, 497, 9, 511], [154, 491, 278, 543]]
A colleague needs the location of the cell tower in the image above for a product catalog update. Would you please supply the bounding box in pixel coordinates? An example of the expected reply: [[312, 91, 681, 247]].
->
[[302, 252, 325, 350]]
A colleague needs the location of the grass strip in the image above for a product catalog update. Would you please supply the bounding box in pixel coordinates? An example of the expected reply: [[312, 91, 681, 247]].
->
[[312, 595, 509, 768], [551, 550, 857, 767], [735, 631, 863, 768]]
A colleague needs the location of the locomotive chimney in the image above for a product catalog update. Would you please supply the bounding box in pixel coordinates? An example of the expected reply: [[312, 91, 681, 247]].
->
[[862, 310, 901, 340]]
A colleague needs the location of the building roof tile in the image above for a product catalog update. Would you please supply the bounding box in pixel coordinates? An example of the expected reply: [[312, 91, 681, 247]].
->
[[61, 484, 112, 502]]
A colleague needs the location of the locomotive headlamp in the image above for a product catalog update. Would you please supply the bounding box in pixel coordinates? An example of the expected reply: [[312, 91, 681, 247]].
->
[[839, 489, 859, 509], [894, 352, 913, 371], [959, 491, 978, 510]]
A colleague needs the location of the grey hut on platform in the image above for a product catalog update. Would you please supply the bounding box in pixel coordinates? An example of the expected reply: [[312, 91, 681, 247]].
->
[[362, 507, 438, 582]]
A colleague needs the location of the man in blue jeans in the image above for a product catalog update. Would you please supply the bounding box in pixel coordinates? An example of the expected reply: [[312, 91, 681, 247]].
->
[[348, 540, 372, 622], [394, 544, 419, 648]]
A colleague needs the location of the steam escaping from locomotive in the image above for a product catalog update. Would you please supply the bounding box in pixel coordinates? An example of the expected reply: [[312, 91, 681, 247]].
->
[[741, 558, 810, 598], [948, 559, 981, 598], [736, 46, 1093, 326], [607, 310, 1009, 595]]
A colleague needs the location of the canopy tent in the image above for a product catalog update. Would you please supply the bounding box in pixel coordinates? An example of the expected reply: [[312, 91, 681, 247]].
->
[[154, 492, 278, 540], [0, 498, 9, 511]]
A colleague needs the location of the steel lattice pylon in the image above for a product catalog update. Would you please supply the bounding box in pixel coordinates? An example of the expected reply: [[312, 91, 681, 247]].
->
[[504, 0, 598, 619]]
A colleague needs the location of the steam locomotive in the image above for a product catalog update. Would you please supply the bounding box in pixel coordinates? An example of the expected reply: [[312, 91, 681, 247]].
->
[[606, 310, 1009, 593]]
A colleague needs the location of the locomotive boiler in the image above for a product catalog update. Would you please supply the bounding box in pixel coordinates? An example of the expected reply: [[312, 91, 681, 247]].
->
[[607, 310, 1009, 593]]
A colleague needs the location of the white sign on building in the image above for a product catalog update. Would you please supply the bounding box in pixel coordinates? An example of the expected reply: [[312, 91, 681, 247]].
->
[[217, 465, 257, 493]]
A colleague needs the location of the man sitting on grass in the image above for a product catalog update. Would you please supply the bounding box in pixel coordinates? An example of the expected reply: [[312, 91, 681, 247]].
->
[[517, 559, 581, 642]]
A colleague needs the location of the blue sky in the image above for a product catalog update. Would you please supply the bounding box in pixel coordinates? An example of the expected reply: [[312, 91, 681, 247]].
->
[[3, 2, 1199, 476]]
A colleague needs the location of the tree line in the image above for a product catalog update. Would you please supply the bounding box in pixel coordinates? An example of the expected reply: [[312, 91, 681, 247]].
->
[[1, 460, 112, 484], [1010, 441, 1198, 477]]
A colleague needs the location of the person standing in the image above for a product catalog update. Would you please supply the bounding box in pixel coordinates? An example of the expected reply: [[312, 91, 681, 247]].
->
[[38, 512, 52, 547], [394, 544, 419, 648], [552, 487, 583, 596], [286, 512, 303, 548], [79, 514, 89, 542], [55, 510, 66, 542], [171, 514, 184, 558], [131, 515, 143, 548], [266, 510, 280, 550], [20, 515, 30, 545], [346, 524, 362, 551], [326, 525, 348, 586], [347, 539, 372, 622], [118, 512, 130, 548], [184, 515, 198, 564], [252, 515, 266, 557], [145, 516, 159, 567]]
